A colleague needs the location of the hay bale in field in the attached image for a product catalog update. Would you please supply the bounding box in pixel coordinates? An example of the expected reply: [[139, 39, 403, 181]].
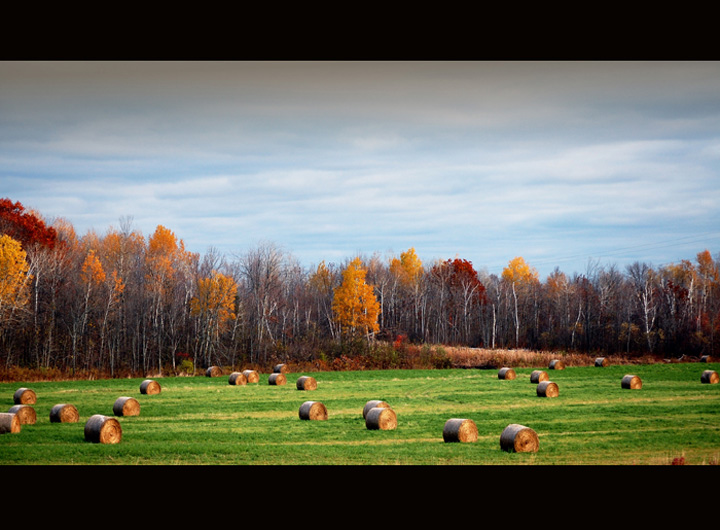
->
[[84, 414, 122, 444], [701, 370, 719, 384], [549, 359, 565, 370], [363, 400, 390, 419], [113, 396, 140, 417], [228, 372, 248, 386], [0, 412, 21, 434], [140, 379, 161, 395], [273, 363, 289, 373], [296, 375, 317, 391], [530, 370, 549, 384], [500, 423, 539, 453], [269, 373, 287, 386], [595, 357, 608, 367], [206, 366, 222, 377], [621, 374, 642, 389], [298, 401, 328, 420], [443, 418, 478, 443], [8, 404, 36, 424], [365, 407, 397, 430], [242, 370, 260, 383], [13, 387, 36, 405], [50, 404, 79, 423], [498, 367, 516, 380], [536, 381, 559, 398]]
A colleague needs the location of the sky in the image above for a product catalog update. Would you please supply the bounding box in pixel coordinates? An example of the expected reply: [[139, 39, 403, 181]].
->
[[2, 60, 720, 278]]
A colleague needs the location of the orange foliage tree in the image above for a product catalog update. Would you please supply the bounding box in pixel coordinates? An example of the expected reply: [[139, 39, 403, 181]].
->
[[332, 257, 381, 341], [0, 234, 32, 327], [190, 270, 238, 369], [145, 225, 198, 372]]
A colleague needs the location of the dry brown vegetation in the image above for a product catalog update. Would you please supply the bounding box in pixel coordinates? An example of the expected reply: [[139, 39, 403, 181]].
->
[[440, 346, 646, 369], [0, 343, 673, 383]]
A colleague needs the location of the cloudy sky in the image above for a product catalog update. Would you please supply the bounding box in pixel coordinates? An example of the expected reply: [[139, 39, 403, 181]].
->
[[2, 61, 719, 278]]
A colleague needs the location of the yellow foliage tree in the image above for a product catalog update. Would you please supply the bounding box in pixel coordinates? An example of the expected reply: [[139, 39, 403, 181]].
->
[[502, 256, 539, 347], [501, 256, 539, 286], [332, 257, 381, 339], [309, 260, 334, 295], [190, 270, 238, 329], [390, 247, 423, 288], [190, 270, 238, 366], [0, 234, 32, 322]]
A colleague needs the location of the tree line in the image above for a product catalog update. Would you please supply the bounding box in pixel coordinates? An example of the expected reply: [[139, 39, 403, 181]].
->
[[1, 198, 718, 376]]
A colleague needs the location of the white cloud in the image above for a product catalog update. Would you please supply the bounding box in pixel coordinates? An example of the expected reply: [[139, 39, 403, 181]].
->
[[2, 61, 720, 277]]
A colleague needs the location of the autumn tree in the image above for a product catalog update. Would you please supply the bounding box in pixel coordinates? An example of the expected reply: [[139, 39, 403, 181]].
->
[[390, 248, 423, 288], [425, 258, 486, 345], [658, 260, 696, 354], [95, 222, 145, 374], [388, 248, 424, 339], [0, 234, 32, 334], [695, 250, 719, 353], [0, 198, 58, 250], [190, 270, 238, 369], [144, 225, 197, 374], [332, 257, 381, 341], [502, 256, 539, 347]]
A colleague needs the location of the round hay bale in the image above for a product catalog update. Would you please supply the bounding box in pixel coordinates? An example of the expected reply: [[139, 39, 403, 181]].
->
[[140, 379, 161, 395], [549, 359, 565, 370], [498, 367, 516, 380], [268, 373, 287, 386], [298, 401, 328, 420], [536, 381, 559, 398], [296, 375, 317, 391], [530, 370, 549, 384], [206, 366, 222, 377], [13, 387, 36, 405], [228, 372, 248, 385], [113, 396, 140, 417], [273, 363, 289, 374], [362, 400, 390, 419], [595, 357, 608, 367], [443, 418, 478, 443], [0, 412, 21, 434], [701, 370, 719, 384], [242, 370, 260, 383], [50, 403, 79, 423], [84, 414, 122, 444], [500, 423, 539, 453], [621, 374, 642, 389], [8, 404, 36, 424], [365, 407, 397, 430]]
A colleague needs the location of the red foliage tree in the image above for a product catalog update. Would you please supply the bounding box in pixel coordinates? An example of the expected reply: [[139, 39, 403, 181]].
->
[[446, 258, 487, 304], [0, 198, 58, 250]]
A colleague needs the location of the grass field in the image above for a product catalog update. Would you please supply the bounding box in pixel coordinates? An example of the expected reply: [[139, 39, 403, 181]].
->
[[1, 363, 719, 465]]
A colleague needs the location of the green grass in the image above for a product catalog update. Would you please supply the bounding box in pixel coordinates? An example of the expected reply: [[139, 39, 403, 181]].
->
[[1, 363, 719, 465]]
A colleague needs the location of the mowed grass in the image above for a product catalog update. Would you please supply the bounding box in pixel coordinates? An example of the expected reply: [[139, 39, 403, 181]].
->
[[1, 363, 719, 465]]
